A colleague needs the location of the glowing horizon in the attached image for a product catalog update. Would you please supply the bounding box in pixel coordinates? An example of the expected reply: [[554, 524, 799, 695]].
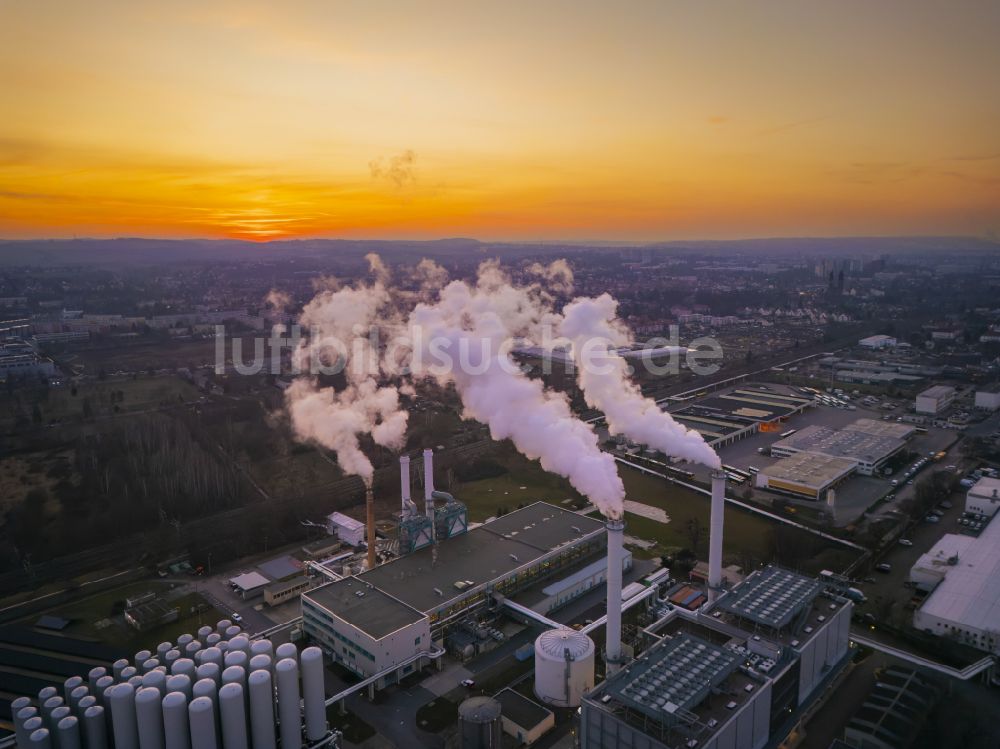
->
[[2, 1, 998, 242]]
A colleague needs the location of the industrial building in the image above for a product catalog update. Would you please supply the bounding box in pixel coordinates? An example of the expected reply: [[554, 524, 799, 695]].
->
[[965, 476, 1000, 518], [858, 334, 896, 350], [670, 388, 812, 448], [0, 342, 56, 380], [580, 565, 852, 749], [974, 386, 1000, 411], [325, 512, 365, 547], [912, 512, 1000, 654], [302, 501, 612, 689], [495, 688, 555, 746], [915, 385, 956, 415], [769, 419, 912, 476], [754, 452, 857, 500]]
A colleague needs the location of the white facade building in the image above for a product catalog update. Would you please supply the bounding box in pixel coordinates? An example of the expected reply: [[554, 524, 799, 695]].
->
[[966, 477, 1000, 518], [326, 511, 365, 546], [974, 387, 1000, 411], [915, 385, 955, 415], [859, 334, 896, 350], [913, 515, 1000, 654]]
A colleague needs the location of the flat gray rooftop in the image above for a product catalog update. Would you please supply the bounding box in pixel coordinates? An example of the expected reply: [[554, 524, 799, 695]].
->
[[303, 577, 425, 639], [606, 632, 740, 722], [773, 423, 904, 464], [717, 566, 824, 630], [359, 502, 604, 614]]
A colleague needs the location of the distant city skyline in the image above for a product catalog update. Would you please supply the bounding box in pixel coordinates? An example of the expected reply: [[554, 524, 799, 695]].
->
[[1, 1, 999, 241]]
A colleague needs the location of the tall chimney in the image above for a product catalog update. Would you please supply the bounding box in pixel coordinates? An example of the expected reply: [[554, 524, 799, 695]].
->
[[423, 448, 435, 520], [365, 486, 377, 570], [605, 518, 625, 674], [400, 456, 411, 514], [708, 470, 726, 598]]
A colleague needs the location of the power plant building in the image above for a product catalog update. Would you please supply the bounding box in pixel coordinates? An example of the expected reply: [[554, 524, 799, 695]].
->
[[580, 566, 852, 749], [754, 452, 856, 500], [302, 502, 610, 689]]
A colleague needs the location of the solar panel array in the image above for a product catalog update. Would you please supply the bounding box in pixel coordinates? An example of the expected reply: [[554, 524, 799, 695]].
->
[[609, 633, 739, 723], [719, 566, 824, 629]]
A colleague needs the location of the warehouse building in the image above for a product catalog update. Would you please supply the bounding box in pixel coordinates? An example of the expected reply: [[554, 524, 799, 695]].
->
[[769, 420, 911, 475], [913, 513, 1000, 654], [974, 386, 1000, 411], [580, 566, 852, 749], [915, 385, 956, 415], [966, 476, 1000, 518], [755, 452, 856, 500], [858, 334, 896, 350], [670, 388, 812, 448], [303, 502, 611, 689]]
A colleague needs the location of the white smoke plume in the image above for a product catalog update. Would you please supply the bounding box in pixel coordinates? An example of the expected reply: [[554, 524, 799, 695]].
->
[[412, 258, 449, 294], [285, 254, 408, 485], [560, 293, 721, 469], [406, 273, 626, 518], [526, 259, 574, 294], [264, 289, 291, 311]]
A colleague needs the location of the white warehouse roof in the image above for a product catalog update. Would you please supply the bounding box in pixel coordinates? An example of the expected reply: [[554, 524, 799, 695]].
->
[[917, 516, 1000, 635], [327, 511, 365, 531], [229, 571, 270, 591]]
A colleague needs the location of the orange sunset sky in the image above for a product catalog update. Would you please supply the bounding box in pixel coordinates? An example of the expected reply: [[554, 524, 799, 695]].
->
[[1, 0, 999, 241]]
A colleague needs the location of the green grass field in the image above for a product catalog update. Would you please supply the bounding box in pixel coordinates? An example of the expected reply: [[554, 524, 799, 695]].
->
[[453, 449, 860, 574]]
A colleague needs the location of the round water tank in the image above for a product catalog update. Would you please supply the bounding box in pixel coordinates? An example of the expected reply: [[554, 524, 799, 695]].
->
[[457, 697, 501, 749], [533, 628, 595, 708]]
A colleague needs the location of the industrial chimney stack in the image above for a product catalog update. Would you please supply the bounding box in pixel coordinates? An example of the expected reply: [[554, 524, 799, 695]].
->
[[604, 518, 625, 674], [366, 485, 377, 570], [423, 448, 435, 522], [400, 455, 412, 514], [708, 469, 726, 599]]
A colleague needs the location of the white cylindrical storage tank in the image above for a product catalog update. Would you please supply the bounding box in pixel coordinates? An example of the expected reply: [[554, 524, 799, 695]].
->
[[41, 696, 63, 727], [247, 655, 271, 680], [299, 647, 326, 742], [165, 676, 192, 702], [120, 666, 138, 683], [142, 670, 167, 697], [134, 651, 152, 670], [201, 647, 223, 670], [249, 640, 272, 659], [81, 707, 107, 749], [143, 659, 160, 674], [75, 697, 96, 719], [274, 643, 297, 662], [161, 692, 190, 749], [63, 676, 85, 701], [192, 679, 218, 717], [223, 651, 247, 671], [221, 666, 245, 691], [177, 634, 194, 649], [68, 686, 89, 716], [224, 627, 241, 640], [157, 642, 173, 660], [187, 697, 218, 749], [23, 718, 44, 743], [218, 684, 248, 749], [164, 650, 181, 668], [206, 634, 222, 649], [197, 663, 221, 689], [129, 676, 145, 690], [172, 658, 196, 680], [94, 676, 114, 707], [109, 683, 138, 749], [185, 642, 202, 658], [198, 626, 213, 644], [227, 635, 249, 655], [135, 688, 164, 749], [457, 697, 501, 749], [28, 728, 52, 749], [247, 670, 275, 749], [49, 707, 71, 731], [534, 628, 595, 708], [14, 703, 37, 749], [39, 687, 58, 703], [56, 716, 81, 749], [215, 620, 231, 635], [88, 668, 107, 690], [275, 659, 301, 749]]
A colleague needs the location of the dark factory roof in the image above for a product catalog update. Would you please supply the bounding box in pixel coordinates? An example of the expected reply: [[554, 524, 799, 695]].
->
[[303, 577, 425, 640]]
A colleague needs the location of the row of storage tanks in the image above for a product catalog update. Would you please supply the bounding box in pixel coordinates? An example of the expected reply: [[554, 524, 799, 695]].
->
[[10, 620, 330, 749]]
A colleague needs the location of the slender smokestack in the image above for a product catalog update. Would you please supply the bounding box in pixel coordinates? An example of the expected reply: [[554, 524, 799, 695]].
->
[[400, 455, 411, 514], [423, 449, 435, 539], [366, 486, 376, 570], [605, 519, 625, 674], [708, 470, 726, 597]]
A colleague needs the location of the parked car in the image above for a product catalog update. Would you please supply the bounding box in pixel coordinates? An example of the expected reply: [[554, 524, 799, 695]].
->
[[875, 563, 892, 573], [898, 539, 913, 547], [925, 515, 940, 523], [460, 679, 476, 688], [231, 612, 243, 624]]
